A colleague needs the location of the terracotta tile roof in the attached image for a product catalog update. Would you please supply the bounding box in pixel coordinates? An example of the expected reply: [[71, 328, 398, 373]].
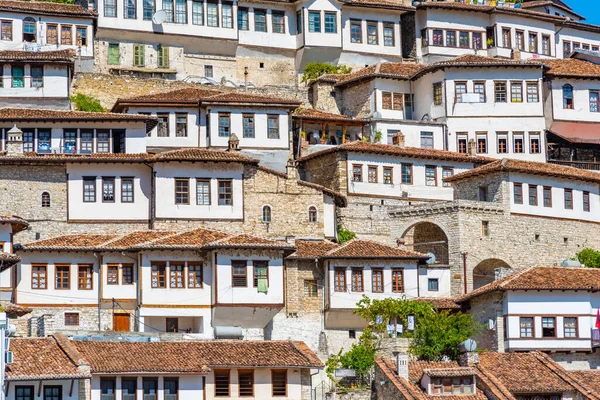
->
[[566, 371, 600, 399], [297, 141, 491, 164], [136, 228, 231, 249], [20, 233, 118, 251], [0, 214, 28, 232], [413, 55, 544, 79], [0, 252, 21, 263], [548, 121, 600, 144], [72, 340, 323, 371], [423, 367, 477, 378], [342, 0, 413, 10], [458, 266, 600, 302], [0, 0, 96, 17], [100, 231, 176, 250], [0, 152, 150, 164], [308, 74, 348, 85], [152, 148, 259, 164], [7, 337, 90, 381], [287, 240, 339, 259], [205, 234, 295, 251], [335, 62, 424, 87], [3, 303, 32, 317], [293, 108, 362, 122], [0, 49, 75, 63], [376, 359, 428, 400], [323, 239, 428, 260], [201, 92, 301, 107], [536, 58, 600, 79], [297, 180, 348, 206], [521, 0, 584, 19], [414, 297, 461, 310], [445, 158, 600, 185]]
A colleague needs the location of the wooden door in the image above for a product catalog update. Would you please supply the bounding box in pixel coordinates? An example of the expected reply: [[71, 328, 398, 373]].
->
[[166, 318, 178, 332], [113, 313, 130, 332]]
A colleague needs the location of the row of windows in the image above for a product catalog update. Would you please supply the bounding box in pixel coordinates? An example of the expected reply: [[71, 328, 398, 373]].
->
[[563, 40, 600, 55], [351, 163, 454, 187], [17, 128, 126, 154], [512, 183, 591, 212], [457, 132, 541, 154], [149, 261, 204, 288], [262, 205, 317, 223], [0, 65, 44, 88], [213, 370, 288, 397], [423, 28, 485, 50], [174, 178, 232, 205], [333, 268, 406, 293], [100, 378, 180, 400], [431, 377, 474, 395], [518, 316, 578, 338], [83, 177, 135, 203], [31, 264, 94, 290], [349, 20, 395, 47], [118, 44, 170, 68], [562, 85, 599, 112], [498, 27, 551, 55], [0, 19, 87, 45], [218, 113, 279, 138], [432, 81, 540, 105]]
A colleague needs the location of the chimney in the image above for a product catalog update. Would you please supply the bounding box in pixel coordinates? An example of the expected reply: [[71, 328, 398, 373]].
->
[[467, 139, 477, 157], [6, 124, 23, 156], [511, 48, 521, 61], [395, 352, 409, 381], [227, 132, 240, 151], [392, 132, 405, 147], [286, 159, 298, 180]]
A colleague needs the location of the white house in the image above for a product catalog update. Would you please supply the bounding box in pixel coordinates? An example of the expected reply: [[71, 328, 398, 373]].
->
[[0, 215, 27, 301]]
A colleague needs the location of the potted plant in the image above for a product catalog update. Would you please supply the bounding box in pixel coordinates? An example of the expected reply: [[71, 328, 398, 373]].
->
[[487, 38, 494, 48], [320, 133, 327, 144]]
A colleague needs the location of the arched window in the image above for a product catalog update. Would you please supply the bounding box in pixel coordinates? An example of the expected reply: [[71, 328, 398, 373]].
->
[[262, 205, 272, 223], [308, 206, 317, 223], [41, 192, 50, 208], [23, 17, 36, 42], [563, 84, 573, 109]]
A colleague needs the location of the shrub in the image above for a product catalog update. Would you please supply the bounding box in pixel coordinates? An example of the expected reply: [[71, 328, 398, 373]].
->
[[577, 248, 600, 268], [301, 62, 352, 83], [337, 227, 356, 244], [72, 93, 105, 112]]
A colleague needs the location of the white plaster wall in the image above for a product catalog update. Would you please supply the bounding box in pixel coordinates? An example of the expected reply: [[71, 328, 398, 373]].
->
[[418, 266, 451, 298], [302, 0, 342, 48], [128, 107, 203, 148], [373, 79, 411, 120], [139, 309, 212, 337], [204, 368, 302, 400], [0, 224, 13, 289], [8, 380, 79, 400], [551, 78, 600, 123], [323, 195, 335, 238], [66, 164, 151, 221], [373, 122, 445, 150], [491, 14, 556, 59], [341, 8, 402, 56], [90, 375, 204, 400], [214, 251, 284, 305], [101, 254, 139, 300], [557, 28, 600, 58], [0, 64, 69, 98], [508, 172, 600, 222], [412, 69, 446, 121], [153, 162, 243, 220], [238, 5, 296, 50]]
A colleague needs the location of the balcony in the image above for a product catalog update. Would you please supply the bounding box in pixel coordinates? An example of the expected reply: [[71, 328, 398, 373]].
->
[[548, 159, 600, 172], [593, 329, 600, 347]]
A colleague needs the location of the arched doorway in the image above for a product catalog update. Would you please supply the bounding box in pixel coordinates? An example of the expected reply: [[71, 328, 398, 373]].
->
[[472, 259, 512, 290], [400, 222, 449, 265]]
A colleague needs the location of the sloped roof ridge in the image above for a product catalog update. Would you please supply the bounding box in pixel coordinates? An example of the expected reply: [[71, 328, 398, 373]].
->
[[99, 230, 177, 249], [532, 352, 600, 400], [472, 364, 516, 400], [456, 266, 533, 302], [52, 334, 88, 367]]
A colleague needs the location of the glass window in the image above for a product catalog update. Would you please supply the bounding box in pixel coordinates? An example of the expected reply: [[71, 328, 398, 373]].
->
[[196, 179, 210, 205], [254, 9, 266, 31], [42, 192, 51, 207], [188, 263, 203, 288], [455, 82, 467, 103], [324, 12, 336, 33], [474, 81, 485, 102], [530, 133, 540, 154], [78, 265, 93, 290], [55, 265, 70, 289], [516, 30, 524, 50], [421, 132, 434, 148], [564, 317, 577, 338], [169, 263, 184, 288], [100, 379, 115, 400], [563, 84, 574, 109], [37, 130, 51, 153], [108, 43, 120, 65], [477, 134, 487, 153], [433, 82, 443, 105], [262, 205, 271, 223], [351, 269, 363, 292], [495, 81, 507, 103], [432, 29, 443, 46], [304, 280, 318, 297], [442, 167, 453, 187], [47, 24, 58, 44], [514, 183, 522, 204], [529, 184, 538, 206], [527, 82, 539, 103], [102, 177, 115, 202], [272, 11, 284, 33], [428, 278, 439, 291], [175, 113, 187, 137], [308, 11, 320, 32], [104, 0, 116, 17], [472, 32, 482, 49], [192, 0, 204, 25], [502, 28, 511, 48], [392, 270, 403, 292], [511, 81, 522, 103], [221, 3, 232, 28], [32, 265, 47, 289], [543, 186, 552, 207], [83, 177, 96, 202], [143, 379, 157, 400], [16, 387, 34, 400], [584, 191, 590, 212], [383, 23, 394, 46], [350, 20, 361, 43], [497, 133, 508, 154], [163, 0, 174, 22], [157, 113, 169, 137], [401, 164, 412, 184], [237, 7, 247, 30], [383, 167, 392, 184], [205, 65, 213, 77], [446, 30, 456, 47], [207, 2, 218, 27], [253, 261, 268, 287], [218, 113, 230, 137], [308, 206, 317, 222], [124, 0, 136, 19], [367, 166, 377, 183], [590, 91, 599, 112], [143, 0, 154, 20], [481, 221, 489, 237], [564, 188, 573, 210], [214, 371, 230, 397], [542, 35, 550, 55], [122, 265, 134, 285], [367, 22, 378, 45], [1, 21, 12, 41], [334, 268, 346, 291], [97, 131, 109, 153], [44, 387, 61, 400], [23, 129, 33, 152], [459, 31, 469, 48], [528, 32, 538, 53], [514, 133, 524, 153], [267, 115, 279, 139], [372, 269, 383, 292], [352, 165, 362, 182], [542, 317, 555, 337], [296, 11, 302, 34], [11, 65, 23, 88], [76, 26, 87, 46], [175, 178, 189, 204], [81, 130, 93, 153], [243, 114, 254, 138], [151, 263, 166, 288], [425, 166, 436, 187], [121, 178, 134, 203], [232, 261, 247, 287], [31, 66, 43, 88], [563, 40, 571, 55], [218, 179, 233, 205], [479, 186, 489, 202]]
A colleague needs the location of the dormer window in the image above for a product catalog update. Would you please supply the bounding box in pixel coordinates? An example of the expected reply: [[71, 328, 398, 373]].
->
[[431, 377, 474, 395], [23, 17, 36, 42]]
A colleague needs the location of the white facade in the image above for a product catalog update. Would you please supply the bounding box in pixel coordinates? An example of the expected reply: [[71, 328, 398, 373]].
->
[[557, 28, 600, 58], [550, 78, 600, 123], [0, 63, 70, 100], [7, 380, 79, 400], [131, 107, 204, 148]]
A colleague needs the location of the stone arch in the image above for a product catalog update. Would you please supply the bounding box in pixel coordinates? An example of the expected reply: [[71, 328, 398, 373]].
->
[[399, 221, 449, 265], [472, 258, 512, 290]]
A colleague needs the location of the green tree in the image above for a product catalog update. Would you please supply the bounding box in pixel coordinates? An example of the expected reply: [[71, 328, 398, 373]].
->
[[71, 93, 105, 112], [301, 62, 352, 83], [337, 227, 356, 245], [577, 248, 600, 268]]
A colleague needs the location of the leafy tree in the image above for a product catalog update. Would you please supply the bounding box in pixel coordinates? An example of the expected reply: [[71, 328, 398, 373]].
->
[[577, 248, 600, 268], [409, 310, 482, 361], [326, 343, 376, 385], [337, 227, 356, 245], [71, 93, 105, 112], [301, 62, 352, 83]]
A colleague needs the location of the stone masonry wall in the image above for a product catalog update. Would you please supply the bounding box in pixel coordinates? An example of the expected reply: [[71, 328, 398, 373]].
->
[[310, 81, 343, 115], [341, 80, 373, 118], [285, 259, 324, 314], [299, 153, 347, 195], [467, 291, 504, 352], [453, 172, 509, 205]]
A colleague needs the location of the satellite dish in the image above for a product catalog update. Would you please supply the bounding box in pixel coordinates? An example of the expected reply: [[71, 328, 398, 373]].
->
[[460, 338, 478, 352], [152, 10, 167, 24]]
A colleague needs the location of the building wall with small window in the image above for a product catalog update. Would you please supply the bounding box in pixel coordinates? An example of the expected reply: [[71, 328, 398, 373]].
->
[[128, 107, 202, 149], [412, 69, 446, 122], [7, 380, 79, 400], [341, 8, 402, 57], [90, 375, 202, 400], [418, 265, 451, 298], [373, 121, 445, 150], [238, 4, 296, 50], [0, 63, 70, 103], [550, 78, 600, 123], [203, 368, 305, 400], [373, 79, 411, 121], [557, 28, 600, 58], [490, 14, 556, 59], [66, 164, 151, 222], [301, 0, 342, 49]]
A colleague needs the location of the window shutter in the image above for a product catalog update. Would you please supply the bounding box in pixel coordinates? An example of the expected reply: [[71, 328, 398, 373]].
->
[[382, 92, 392, 110], [393, 93, 403, 110]]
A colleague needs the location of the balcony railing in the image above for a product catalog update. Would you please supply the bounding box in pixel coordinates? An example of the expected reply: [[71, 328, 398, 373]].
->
[[593, 329, 600, 347], [548, 159, 600, 171]]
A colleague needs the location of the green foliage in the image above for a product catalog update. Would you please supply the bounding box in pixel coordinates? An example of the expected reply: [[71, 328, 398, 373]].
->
[[337, 227, 356, 245], [301, 62, 352, 83], [577, 248, 600, 268], [373, 130, 383, 143], [409, 310, 482, 361], [325, 343, 375, 389], [72, 94, 105, 113]]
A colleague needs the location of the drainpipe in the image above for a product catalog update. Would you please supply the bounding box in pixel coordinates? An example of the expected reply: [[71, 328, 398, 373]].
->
[[137, 252, 142, 332], [462, 252, 468, 294]]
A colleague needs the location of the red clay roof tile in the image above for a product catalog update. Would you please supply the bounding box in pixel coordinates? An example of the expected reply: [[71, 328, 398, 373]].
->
[[287, 240, 339, 259], [536, 58, 600, 79], [0, 49, 76, 63], [323, 239, 427, 259], [0, 0, 96, 17]]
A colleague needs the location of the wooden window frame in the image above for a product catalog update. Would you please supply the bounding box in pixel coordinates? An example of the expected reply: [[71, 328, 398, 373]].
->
[[564, 188, 573, 210], [169, 262, 185, 288], [196, 178, 211, 206], [218, 179, 233, 206], [174, 178, 190, 205], [267, 115, 280, 139], [481, 221, 489, 237], [188, 262, 203, 288], [272, 11, 285, 34], [142, 378, 158, 400], [175, 112, 187, 137], [590, 90, 600, 113], [121, 177, 134, 203], [391, 269, 404, 293], [83, 176, 96, 203], [476, 133, 487, 154], [163, 378, 178, 400], [102, 177, 115, 203], [304, 280, 318, 297], [238, 370, 254, 397], [382, 91, 392, 110], [564, 317, 578, 338], [122, 264, 134, 285], [501, 27, 511, 48], [46, 24, 58, 45], [497, 132, 508, 154], [100, 379, 116, 400], [350, 19, 362, 43], [121, 378, 136, 400], [371, 268, 383, 293], [520, 316, 534, 337], [543, 186, 552, 208], [442, 167, 453, 187], [151, 261, 166, 288], [367, 21, 378, 45], [541, 34, 550, 55], [425, 165, 437, 187], [510, 81, 523, 103], [401, 164, 413, 184], [333, 268, 346, 292], [529, 184, 538, 206], [242, 113, 255, 138], [541, 316, 556, 338], [78, 264, 93, 290], [271, 370, 287, 397], [352, 164, 362, 182], [308, 206, 318, 223], [527, 81, 539, 103], [494, 81, 507, 103], [473, 80, 486, 102], [383, 22, 394, 47], [232, 260, 248, 288], [530, 133, 541, 154], [350, 268, 363, 292], [55, 264, 71, 290], [64, 312, 79, 326], [383, 167, 393, 185], [367, 165, 378, 183], [513, 183, 523, 204], [214, 370, 230, 397], [32, 264, 47, 290], [528, 31, 538, 53], [43, 386, 62, 400], [454, 81, 467, 103], [433, 82, 443, 105], [252, 260, 269, 288], [513, 132, 524, 154], [478, 186, 489, 202], [583, 191, 590, 212], [107, 264, 119, 285], [457, 134, 468, 154]]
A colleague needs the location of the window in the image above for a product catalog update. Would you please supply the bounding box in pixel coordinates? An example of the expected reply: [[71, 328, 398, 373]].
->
[[1, 21, 12, 41], [372, 269, 383, 293], [431, 29, 443, 46], [528, 32, 538, 53], [563, 84, 573, 109], [367, 22, 378, 45], [175, 178, 189, 205], [477, 133, 487, 153], [383, 23, 394, 46], [455, 82, 467, 103], [321, 11, 336, 34], [564, 189, 573, 210], [495, 81, 507, 103], [81, 130, 93, 153], [514, 183, 523, 204], [590, 91, 599, 112], [457, 134, 468, 154], [163, 379, 177, 400], [63, 130, 76, 153], [425, 166, 436, 187], [151, 262, 166, 288], [205, 65, 213, 77], [105, 0, 116, 16], [32, 265, 47, 289], [54, 265, 70, 290], [133, 44, 145, 67], [12, 65, 23, 88], [170, 263, 184, 288], [421, 28, 428, 47], [196, 179, 210, 205], [352, 165, 362, 182], [433, 82, 443, 105], [122, 264, 134, 285], [308, 11, 320, 33], [23, 130, 33, 152], [158, 46, 169, 69], [527, 82, 539, 103], [121, 178, 134, 203], [516, 30, 524, 50], [102, 177, 115, 202], [304, 280, 318, 297], [78, 265, 93, 290], [188, 263, 203, 288], [218, 179, 233, 205], [143, 379, 157, 400], [175, 113, 187, 137], [238, 371, 253, 397], [442, 167, 453, 187], [428, 278, 439, 292], [83, 177, 96, 202], [497, 133, 508, 154], [473, 81, 485, 102], [542, 317, 555, 337], [65, 312, 79, 326], [107, 265, 118, 285], [42, 192, 51, 207], [459, 31, 469, 48], [193, 0, 204, 25], [272, 370, 287, 397], [124, 0, 136, 18], [542, 35, 550, 55], [144, 0, 155, 20], [583, 191, 590, 212], [44, 387, 61, 400], [482, 221, 489, 237], [221, 3, 232, 28], [420, 132, 434, 149], [350, 20, 361, 43], [237, 7, 247, 29], [432, 377, 473, 395], [296, 11, 302, 34], [511, 81, 522, 103], [502, 27, 511, 48], [23, 17, 35, 42], [232, 261, 247, 287], [47, 24, 58, 45], [543, 186, 552, 207], [272, 11, 285, 33], [530, 133, 540, 154], [214, 370, 230, 397], [76, 26, 87, 46], [262, 205, 272, 223], [478, 186, 489, 202], [308, 206, 317, 222], [472, 32, 482, 49], [106, 43, 120, 65], [514, 132, 524, 153], [446, 30, 456, 47], [563, 40, 571, 55], [207, 1, 218, 26], [564, 317, 577, 338], [401, 164, 412, 184], [253, 262, 269, 288], [367, 166, 377, 183], [529, 185, 538, 206], [383, 167, 393, 184], [334, 268, 346, 291], [391, 270, 403, 292], [267, 115, 279, 139], [157, 113, 169, 137], [351, 269, 363, 292], [218, 113, 230, 137], [16, 386, 34, 400]]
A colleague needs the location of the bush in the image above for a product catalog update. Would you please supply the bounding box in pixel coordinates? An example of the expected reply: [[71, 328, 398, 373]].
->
[[337, 227, 356, 244], [577, 248, 600, 268], [72, 93, 105, 112], [325, 343, 375, 388], [301, 62, 352, 83]]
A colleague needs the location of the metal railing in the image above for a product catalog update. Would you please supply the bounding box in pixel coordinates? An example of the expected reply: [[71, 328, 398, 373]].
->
[[548, 159, 600, 171]]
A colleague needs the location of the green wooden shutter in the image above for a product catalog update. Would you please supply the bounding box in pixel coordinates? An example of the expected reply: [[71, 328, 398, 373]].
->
[[108, 43, 119, 65], [134, 44, 145, 67], [158, 46, 169, 68]]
